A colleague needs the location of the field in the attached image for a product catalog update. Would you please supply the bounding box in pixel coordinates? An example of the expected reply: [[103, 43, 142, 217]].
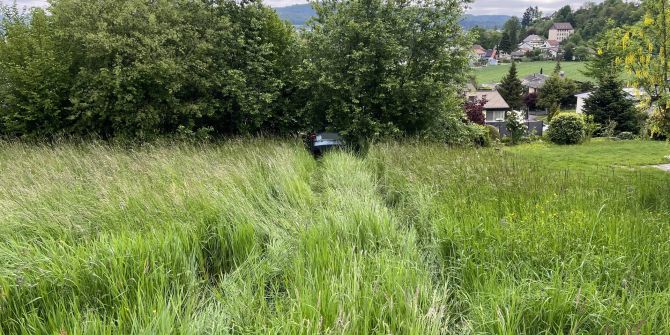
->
[[1, 139, 670, 334], [474, 61, 590, 84]]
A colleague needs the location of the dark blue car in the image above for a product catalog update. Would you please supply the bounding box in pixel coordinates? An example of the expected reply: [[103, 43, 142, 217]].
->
[[306, 132, 345, 156]]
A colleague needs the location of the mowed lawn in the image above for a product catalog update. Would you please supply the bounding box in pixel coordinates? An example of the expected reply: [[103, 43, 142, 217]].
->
[[474, 60, 590, 84], [1, 140, 670, 333]]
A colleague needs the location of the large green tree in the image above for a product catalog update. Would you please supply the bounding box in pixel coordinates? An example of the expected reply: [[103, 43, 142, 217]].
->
[[500, 16, 522, 53], [603, 0, 670, 136], [0, 0, 300, 139], [497, 62, 524, 110], [301, 0, 471, 142], [584, 75, 641, 133], [538, 74, 578, 120]]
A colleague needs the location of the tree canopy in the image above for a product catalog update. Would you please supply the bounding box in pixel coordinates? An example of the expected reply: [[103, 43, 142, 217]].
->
[[584, 75, 640, 134], [0, 0, 474, 142], [497, 62, 524, 110]]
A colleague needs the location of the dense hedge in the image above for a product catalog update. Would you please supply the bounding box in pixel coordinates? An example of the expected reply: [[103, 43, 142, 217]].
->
[[0, 0, 472, 142]]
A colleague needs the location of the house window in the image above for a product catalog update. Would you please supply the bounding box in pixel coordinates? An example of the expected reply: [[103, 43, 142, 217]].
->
[[486, 110, 505, 122]]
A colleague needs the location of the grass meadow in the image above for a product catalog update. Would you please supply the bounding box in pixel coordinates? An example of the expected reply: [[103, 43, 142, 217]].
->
[[474, 61, 589, 84], [1, 139, 670, 334]]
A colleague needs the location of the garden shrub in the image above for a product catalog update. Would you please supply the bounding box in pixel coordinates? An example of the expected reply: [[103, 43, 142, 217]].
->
[[547, 113, 585, 145], [505, 111, 527, 145], [485, 125, 500, 141], [471, 124, 492, 147]]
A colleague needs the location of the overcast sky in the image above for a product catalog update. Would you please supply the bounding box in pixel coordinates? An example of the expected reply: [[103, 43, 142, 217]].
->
[[1, 0, 596, 16]]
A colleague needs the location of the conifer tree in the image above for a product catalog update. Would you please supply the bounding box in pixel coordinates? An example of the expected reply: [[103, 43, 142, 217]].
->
[[497, 61, 524, 110], [584, 75, 640, 134]]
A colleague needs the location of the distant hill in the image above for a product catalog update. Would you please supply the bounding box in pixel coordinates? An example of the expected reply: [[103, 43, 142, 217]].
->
[[274, 4, 313, 27], [460, 14, 510, 30], [274, 4, 510, 30]]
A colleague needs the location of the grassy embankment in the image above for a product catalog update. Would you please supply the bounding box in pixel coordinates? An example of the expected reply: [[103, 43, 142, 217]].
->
[[1, 139, 670, 334]]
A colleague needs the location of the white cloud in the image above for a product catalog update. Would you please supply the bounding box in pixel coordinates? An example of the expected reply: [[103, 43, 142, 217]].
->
[[1, 0, 599, 17]]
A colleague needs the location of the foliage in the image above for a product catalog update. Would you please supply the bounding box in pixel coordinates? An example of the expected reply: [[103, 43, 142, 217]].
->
[[526, 0, 643, 42], [485, 124, 501, 141], [523, 92, 539, 110], [584, 75, 641, 134], [464, 97, 487, 125], [0, 0, 476, 144], [584, 39, 624, 81], [601, 0, 670, 136], [499, 17, 522, 53], [521, 6, 542, 28], [582, 114, 600, 140], [471, 124, 492, 147], [497, 62, 524, 110], [538, 74, 578, 120], [547, 112, 586, 144], [301, 0, 471, 142], [498, 31, 513, 54], [505, 110, 527, 144], [0, 0, 301, 139], [471, 26, 502, 49]]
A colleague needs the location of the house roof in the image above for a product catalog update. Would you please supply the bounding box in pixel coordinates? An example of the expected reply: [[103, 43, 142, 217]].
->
[[511, 50, 526, 56], [551, 22, 574, 30], [544, 40, 560, 47], [473, 44, 485, 51], [518, 43, 533, 50], [466, 91, 510, 110], [523, 34, 545, 43], [521, 73, 549, 89]]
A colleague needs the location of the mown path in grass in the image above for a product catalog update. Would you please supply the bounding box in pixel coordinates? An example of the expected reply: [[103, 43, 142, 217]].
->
[[1, 140, 670, 333]]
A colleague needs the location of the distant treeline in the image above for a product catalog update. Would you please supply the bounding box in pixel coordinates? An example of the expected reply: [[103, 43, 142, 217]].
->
[[0, 0, 477, 143]]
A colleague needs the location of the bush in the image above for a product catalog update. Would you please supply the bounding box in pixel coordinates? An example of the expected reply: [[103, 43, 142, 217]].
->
[[617, 131, 636, 140], [547, 113, 586, 145], [485, 125, 501, 141], [505, 111, 527, 145]]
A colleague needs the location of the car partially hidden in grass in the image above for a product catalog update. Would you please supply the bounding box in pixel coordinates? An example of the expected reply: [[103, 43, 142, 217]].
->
[[306, 132, 345, 156]]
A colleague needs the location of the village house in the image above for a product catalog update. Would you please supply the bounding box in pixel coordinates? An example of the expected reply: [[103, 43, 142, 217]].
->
[[542, 40, 560, 49], [466, 90, 510, 122], [473, 44, 487, 59], [521, 73, 549, 94], [548, 22, 574, 42], [522, 34, 545, 49]]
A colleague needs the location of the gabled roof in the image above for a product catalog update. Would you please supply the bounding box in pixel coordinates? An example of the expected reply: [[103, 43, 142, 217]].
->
[[550, 22, 573, 30], [523, 34, 545, 43], [466, 91, 510, 110], [473, 44, 485, 51], [521, 73, 549, 89], [544, 40, 560, 47], [518, 42, 533, 50]]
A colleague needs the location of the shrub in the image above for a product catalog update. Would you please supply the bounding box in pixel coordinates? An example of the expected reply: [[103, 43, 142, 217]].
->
[[471, 125, 492, 147], [464, 97, 487, 125], [505, 111, 527, 145], [547, 113, 585, 145], [485, 125, 501, 141]]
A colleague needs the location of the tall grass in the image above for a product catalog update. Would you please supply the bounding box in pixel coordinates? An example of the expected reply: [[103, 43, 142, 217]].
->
[[0, 140, 669, 334]]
